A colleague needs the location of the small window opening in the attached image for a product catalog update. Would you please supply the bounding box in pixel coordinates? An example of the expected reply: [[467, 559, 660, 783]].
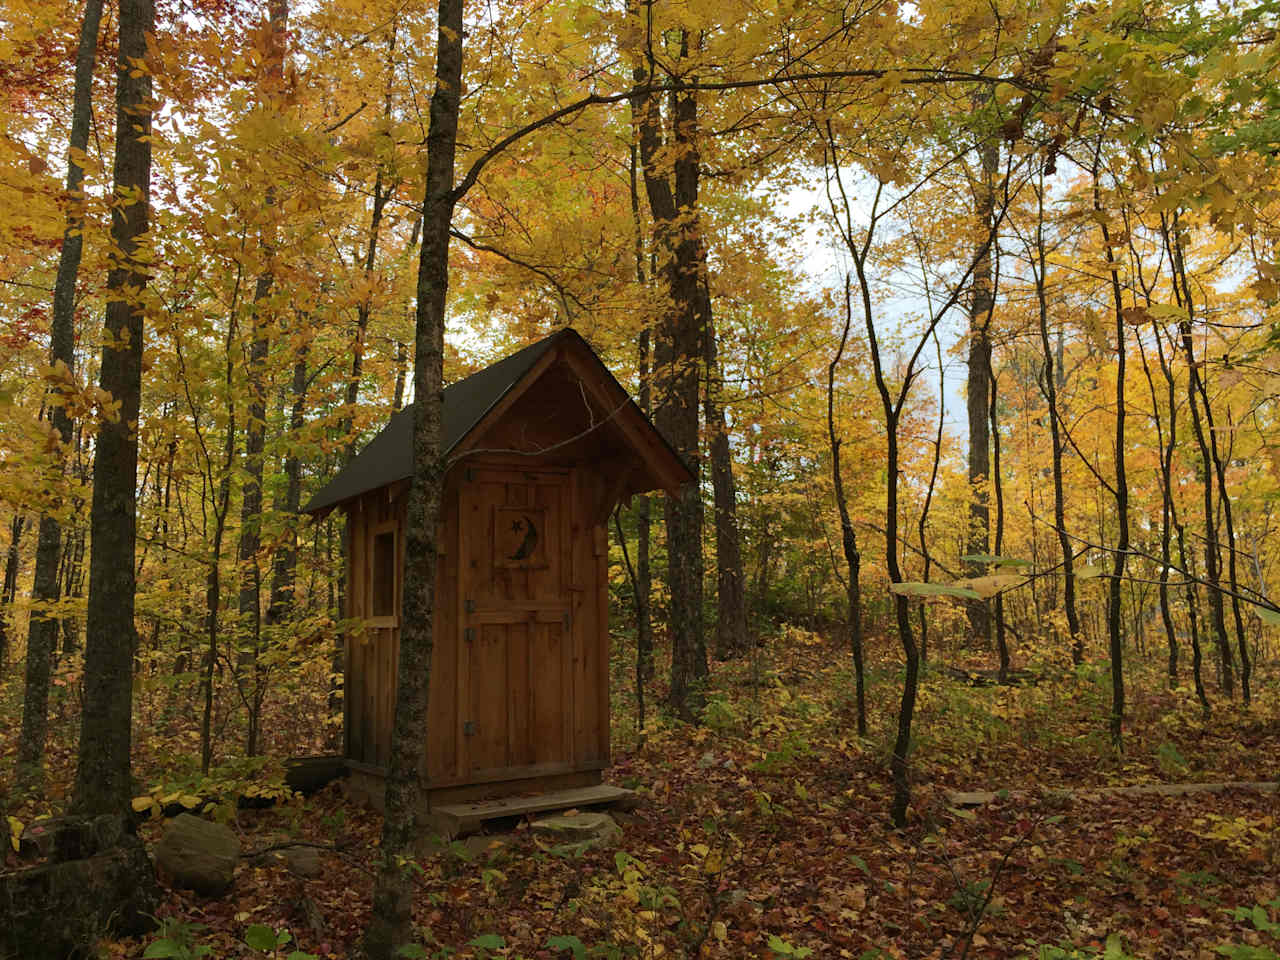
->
[[371, 530, 396, 619]]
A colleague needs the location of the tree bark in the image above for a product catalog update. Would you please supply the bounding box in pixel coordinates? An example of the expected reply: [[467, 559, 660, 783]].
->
[[238, 0, 289, 759], [1096, 179, 1127, 751], [1176, 519, 1211, 717], [1031, 179, 1081, 662], [360, 0, 460, 952], [0, 515, 24, 676], [965, 138, 997, 645], [703, 294, 748, 660], [267, 337, 309, 626], [631, 42, 707, 721], [917, 332, 945, 666], [1170, 228, 1250, 704], [990, 371, 1009, 683], [392, 339, 407, 412], [72, 0, 154, 816], [18, 0, 105, 788], [626, 99, 653, 693], [857, 263, 918, 828], [827, 290, 866, 737]]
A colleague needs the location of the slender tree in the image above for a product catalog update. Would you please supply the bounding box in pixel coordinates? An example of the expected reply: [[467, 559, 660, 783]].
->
[[990, 370, 1010, 683], [0, 515, 24, 675], [1094, 160, 1128, 750], [72, 0, 155, 816], [17, 0, 105, 788], [827, 289, 866, 737], [1028, 177, 1082, 662], [238, 0, 289, 758], [704, 293, 749, 660], [965, 135, 998, 645], [1163, 216, 1235, 698], [361, 0, 461, 951]]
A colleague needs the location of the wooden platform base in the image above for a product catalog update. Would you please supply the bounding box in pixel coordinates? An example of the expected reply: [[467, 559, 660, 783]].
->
[[427, 784, 637, 838]]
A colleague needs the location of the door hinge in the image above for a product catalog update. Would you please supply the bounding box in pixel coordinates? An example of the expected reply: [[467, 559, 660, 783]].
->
[[464, 627, 475, 643], [465, 598, 475, 614], [465, 467, 474, 483], [563, 611, 572, 630], [463, 720, 476, 736]]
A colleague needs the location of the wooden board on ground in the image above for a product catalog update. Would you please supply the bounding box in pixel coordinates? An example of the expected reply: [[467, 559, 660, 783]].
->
[[428, 784, 636, 838], [947, 780, 1279, 808]]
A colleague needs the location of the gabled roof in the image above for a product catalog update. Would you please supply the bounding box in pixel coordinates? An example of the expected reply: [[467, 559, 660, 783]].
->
[[302, 328, 691, 514]]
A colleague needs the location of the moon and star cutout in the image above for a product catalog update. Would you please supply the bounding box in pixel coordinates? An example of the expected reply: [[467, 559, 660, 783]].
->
[[495, 506, 548, 568], [507, 514, 538, 561]]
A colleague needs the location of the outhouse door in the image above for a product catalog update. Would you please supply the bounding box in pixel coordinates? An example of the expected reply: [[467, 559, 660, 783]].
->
[[458, 466, 576, 780]]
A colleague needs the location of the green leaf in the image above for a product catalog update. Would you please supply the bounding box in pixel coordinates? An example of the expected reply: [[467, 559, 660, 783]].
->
[[285, 952, 319, 960], [890, 581, 981, 600], [395, 946, 428, 959], [468, 934, 506, 950], [245, 924, 279, 952], [546, 934, 587, 960], [143, 942, 182, 959], [1147, 303, 1188, 321], [952, 573, 1029, 598], [1252, 604, 1280, 626], [961, 553, 1031, 568]]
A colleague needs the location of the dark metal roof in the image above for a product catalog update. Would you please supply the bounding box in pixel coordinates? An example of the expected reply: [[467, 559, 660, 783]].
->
[[302, 328, 688, 514], [303, 332, 562, 514]]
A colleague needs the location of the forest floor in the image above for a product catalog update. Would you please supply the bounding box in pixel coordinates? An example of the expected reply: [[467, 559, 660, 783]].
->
[[2, 625, 1279, 959]]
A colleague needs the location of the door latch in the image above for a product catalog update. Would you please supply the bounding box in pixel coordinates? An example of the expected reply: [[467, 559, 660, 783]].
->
[[463, 720, 476, 736]]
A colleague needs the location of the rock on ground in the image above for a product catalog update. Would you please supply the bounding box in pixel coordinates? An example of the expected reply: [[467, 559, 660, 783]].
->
[[281, 845, 321, 878], [154, 813, 240, 896], [530, 812, 620, 850]]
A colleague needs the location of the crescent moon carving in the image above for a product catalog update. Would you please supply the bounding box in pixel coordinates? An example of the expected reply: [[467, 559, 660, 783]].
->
[[508, 513, 539, 561]]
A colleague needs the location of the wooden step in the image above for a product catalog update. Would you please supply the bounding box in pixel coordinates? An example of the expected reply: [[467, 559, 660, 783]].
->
[[428, 784, 636, 838]]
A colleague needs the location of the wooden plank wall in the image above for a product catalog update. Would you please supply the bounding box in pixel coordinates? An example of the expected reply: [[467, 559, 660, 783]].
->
[[571, 466, 609, 769], [345, 459, 612, 790], [426, 480, 460, 783]]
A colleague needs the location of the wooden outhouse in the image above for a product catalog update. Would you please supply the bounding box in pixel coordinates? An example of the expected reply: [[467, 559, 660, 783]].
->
[[303, 328, 691, 809]]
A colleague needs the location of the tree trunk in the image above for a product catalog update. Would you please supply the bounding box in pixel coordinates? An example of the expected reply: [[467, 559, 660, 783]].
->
[[392, 339, 407, 412], [72, 0, 154, 817], [201, 435, 234, 776], [18, 0, 105, 788], [861, 280, 918, 827], [361, 0, 460, 951], [1177, 324, 1234, 696], [1136, 307, 1179, 687], [1179, 267, 1250, 703], [238, 0, 289, 759], [631, 45, 706, 721], [1176, 519, 1211, 717], [990, 372, 1009, 683], [703, 295, 748, 660], [0, 515, 24, 676], [917, 332, 945, 666], [266, 338, 309, 626], [1031, 180, 1081, 662], [827, 292, 866, 737], [627, 107, 653, 692], [1096, 187, 1127, 751], [965, 138, 997, 645]]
